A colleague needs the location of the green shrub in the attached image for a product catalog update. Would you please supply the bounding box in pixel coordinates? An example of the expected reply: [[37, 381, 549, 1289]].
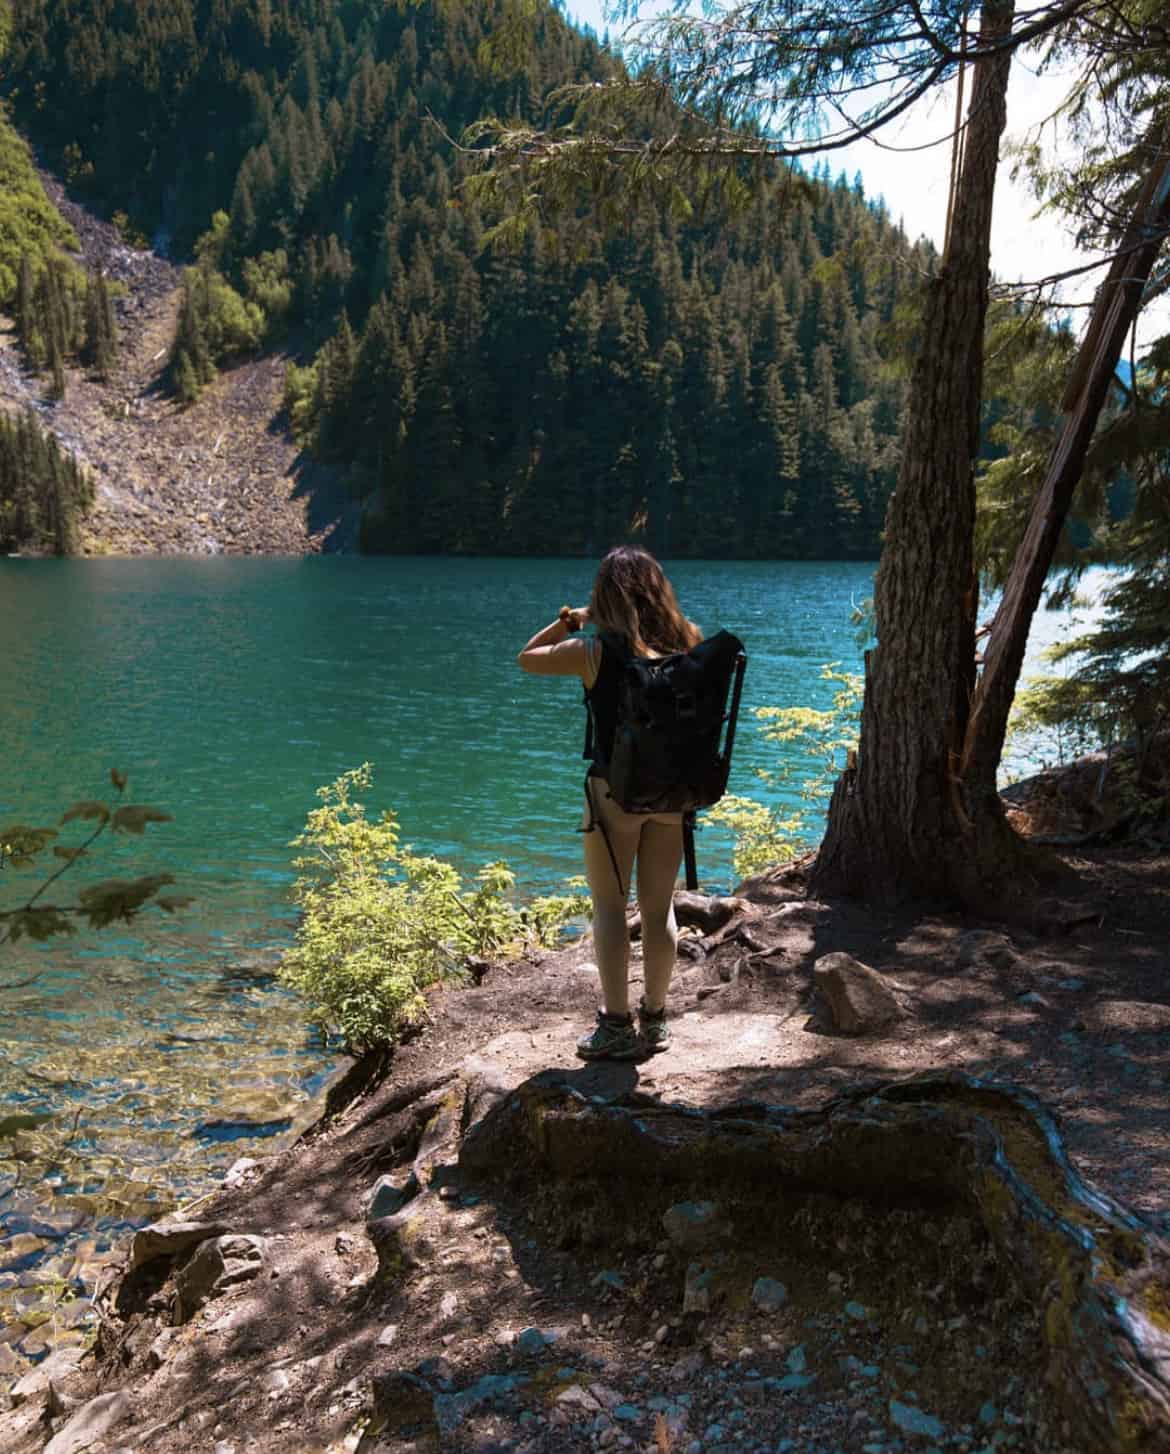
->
[[709, 665, 863, 881], [242, 250, 293, 334], [706, 794, 809, 882], [0, 110, 78, 304], [283, 361, 318, 442], [278, 765, 587, 1054]]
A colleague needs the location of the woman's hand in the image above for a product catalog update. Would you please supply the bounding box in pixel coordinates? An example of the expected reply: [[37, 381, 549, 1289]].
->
[[561, 605, 592, 632]]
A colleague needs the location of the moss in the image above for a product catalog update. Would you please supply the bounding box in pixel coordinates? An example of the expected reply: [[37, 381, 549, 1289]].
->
[[532, 1367, 580, 1405], [1142, 1279, 1170, 1335]]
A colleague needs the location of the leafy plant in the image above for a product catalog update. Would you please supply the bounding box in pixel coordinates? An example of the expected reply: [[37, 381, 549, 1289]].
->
[[709, 665, 863, 880], [0, 770, 191, 970], [278, 765, 587, 1054]]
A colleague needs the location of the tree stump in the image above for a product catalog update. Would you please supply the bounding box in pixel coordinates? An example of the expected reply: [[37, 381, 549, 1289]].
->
[[461, 1070, 1170, 1451]]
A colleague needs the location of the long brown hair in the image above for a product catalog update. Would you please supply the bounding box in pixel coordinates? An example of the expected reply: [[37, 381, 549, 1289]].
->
[[590, 546, 700, 657]]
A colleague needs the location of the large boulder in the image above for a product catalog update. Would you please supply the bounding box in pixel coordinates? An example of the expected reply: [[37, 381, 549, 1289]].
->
[[812, 952, 904, 1035], [174, 1233, 268, 1324]]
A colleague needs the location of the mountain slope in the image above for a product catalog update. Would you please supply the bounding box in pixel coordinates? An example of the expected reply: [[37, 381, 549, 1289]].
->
[[2, 174, 353, 554], [3, 0, 930, 558]]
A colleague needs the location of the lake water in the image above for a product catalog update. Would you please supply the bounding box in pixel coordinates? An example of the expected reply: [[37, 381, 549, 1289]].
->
[[0, 556, 1086, 1338]]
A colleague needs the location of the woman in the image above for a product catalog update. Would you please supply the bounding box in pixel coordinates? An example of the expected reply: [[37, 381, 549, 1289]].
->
[[517, 546, 702, 1061]]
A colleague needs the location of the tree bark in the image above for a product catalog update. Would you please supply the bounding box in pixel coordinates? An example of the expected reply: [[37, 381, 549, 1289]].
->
[[814, 0, 1018, 903], [961, 136, 1170, 810]]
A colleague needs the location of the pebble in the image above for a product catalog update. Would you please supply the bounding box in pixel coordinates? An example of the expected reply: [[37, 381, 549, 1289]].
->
[[775, 1373, 816, 1393], [662, 1201, 725, 1250], [889, 1399, 945, 1438], [751, 1276, 788, 1312], [516, 1327, 550, 1355], [593, 1270, 627, 1292]]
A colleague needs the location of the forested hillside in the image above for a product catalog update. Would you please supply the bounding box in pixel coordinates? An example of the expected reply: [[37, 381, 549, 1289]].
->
[[1, 0, 933, 556], [0, 406, 90, 552]]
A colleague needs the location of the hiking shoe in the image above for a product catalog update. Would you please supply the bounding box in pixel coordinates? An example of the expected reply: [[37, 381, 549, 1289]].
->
[[638, 1000, 672, 1054], [576, 1010, 641, 1061]]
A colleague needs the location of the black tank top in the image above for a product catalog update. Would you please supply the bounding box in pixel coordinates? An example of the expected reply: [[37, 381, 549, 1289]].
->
[[582, 636, 625, 768]]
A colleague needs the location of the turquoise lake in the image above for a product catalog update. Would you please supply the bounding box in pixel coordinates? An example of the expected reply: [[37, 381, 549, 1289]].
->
[[0, 556, 1081, 1296]]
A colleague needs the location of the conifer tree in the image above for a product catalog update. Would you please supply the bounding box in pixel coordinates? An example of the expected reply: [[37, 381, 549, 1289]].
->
[[15, 253, 40, 368], [0, 408, 91, 554], [82, 268, 117, 379]]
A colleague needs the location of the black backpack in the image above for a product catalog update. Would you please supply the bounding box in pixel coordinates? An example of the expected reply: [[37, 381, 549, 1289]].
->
[[585, 629, 747, 890]]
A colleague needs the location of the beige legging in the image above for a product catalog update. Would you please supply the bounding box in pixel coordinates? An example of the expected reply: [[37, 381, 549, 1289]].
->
[[582, 778, 684, 1016]]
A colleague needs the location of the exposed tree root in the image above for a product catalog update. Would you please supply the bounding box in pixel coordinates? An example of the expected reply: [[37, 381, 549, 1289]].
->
[[461, 1069, 1170, 1452]]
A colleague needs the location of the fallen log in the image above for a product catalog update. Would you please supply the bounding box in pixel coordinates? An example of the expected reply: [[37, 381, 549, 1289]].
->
[[461, 1069, 1170, 1452], [629, 892, 752, 941]]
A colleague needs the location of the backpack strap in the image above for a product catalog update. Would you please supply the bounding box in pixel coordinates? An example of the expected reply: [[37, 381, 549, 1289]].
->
[[682, 811, 698, 892], [581, 632, 629, 768], [577, 773, 626, 898]]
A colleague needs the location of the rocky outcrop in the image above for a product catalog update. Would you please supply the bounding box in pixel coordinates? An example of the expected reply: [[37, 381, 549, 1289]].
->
[[130, 1219, 231, 1271], [43, 1390, 133, 1454], [174, 1233, 268, 1324]]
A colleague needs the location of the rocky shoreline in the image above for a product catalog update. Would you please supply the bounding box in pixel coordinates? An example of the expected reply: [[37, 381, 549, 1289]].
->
[[1, 821, 1167, 1454]]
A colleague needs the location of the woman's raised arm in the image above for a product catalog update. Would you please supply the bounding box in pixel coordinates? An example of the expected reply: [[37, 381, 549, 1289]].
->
[[517, 607, 592, 676]]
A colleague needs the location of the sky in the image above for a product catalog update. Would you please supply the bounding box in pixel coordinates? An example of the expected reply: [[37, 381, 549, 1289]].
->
[[560, 1, 1157, 344]]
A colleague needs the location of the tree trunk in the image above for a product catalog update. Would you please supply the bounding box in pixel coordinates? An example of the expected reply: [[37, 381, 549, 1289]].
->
[[961, 137, 1170, 810], [814, 0, 1018, 903]]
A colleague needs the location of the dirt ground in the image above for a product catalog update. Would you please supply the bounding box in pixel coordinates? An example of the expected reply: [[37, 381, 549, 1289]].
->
[[2, 800, 1167, 1454]]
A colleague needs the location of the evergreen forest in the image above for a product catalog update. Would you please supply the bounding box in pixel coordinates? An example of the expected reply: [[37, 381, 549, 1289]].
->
[[0, 0, 933, 557], [0, 406, 92, 553]]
